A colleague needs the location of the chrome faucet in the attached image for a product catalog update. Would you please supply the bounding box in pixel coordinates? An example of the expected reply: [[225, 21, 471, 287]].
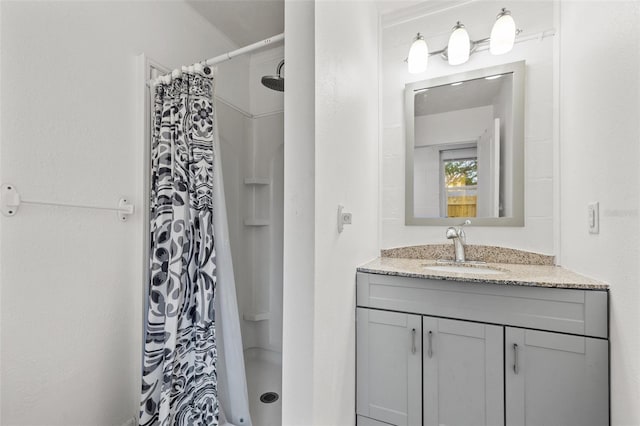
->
[[446, 220, 471, 262]]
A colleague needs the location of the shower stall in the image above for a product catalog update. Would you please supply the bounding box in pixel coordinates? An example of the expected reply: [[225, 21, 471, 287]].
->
[[217, 46, 284, 426], [141, 34, 284, 424]]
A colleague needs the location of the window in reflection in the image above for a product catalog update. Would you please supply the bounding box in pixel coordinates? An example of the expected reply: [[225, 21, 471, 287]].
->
[[440, 147, 478, 218]]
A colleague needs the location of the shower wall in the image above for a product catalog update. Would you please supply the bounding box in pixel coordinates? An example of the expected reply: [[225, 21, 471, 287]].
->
[[218, 46, 284, 355]]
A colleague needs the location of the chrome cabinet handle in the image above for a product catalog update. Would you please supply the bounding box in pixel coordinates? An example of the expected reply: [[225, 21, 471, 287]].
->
[[513, 343, 519, 374], [411, 328, 417, 354], [427, 331, 433, 358]]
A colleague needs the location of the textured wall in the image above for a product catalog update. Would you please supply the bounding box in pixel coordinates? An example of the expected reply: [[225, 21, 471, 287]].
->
[[313, 1, 380, 424], [282, 2, 380, 425], [282, 1, 316, 424], [0, 2, 243, 424], [559, 2, 640, 424]]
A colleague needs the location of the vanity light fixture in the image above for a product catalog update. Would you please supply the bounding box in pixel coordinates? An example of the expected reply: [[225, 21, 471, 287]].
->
[[406, 7, 519, 72], [447, 22, 471, 66], [490, 8, 517, 55], [407, 33, 429, 74]]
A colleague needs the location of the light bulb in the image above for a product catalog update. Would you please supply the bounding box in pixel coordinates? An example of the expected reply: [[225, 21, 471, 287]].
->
[[490, 8, 516, 55], [407, 33, 429, 74], [447, 22, 470, 66]]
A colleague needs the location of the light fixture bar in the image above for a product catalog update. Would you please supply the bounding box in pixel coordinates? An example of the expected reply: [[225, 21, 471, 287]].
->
[[426, 28, 557, 59], [472, 28, 555, 54]]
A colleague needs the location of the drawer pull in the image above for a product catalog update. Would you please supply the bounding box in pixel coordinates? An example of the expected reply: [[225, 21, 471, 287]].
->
[[427, 331, 433, 358], [513, 343, 519, 374]]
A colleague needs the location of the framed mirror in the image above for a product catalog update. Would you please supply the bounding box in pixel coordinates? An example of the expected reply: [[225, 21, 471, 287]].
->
[[405, 61, 525, 226]]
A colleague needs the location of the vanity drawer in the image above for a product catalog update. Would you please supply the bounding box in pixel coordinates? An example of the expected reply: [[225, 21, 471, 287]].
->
[[356, 272, 608, 338]]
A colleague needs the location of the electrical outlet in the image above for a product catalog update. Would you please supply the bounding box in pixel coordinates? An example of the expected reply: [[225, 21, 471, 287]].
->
[[588, 202, 599, 234]]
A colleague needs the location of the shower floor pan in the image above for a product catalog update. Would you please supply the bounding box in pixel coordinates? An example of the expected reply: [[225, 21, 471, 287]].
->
[[244, 347, 282, 426]]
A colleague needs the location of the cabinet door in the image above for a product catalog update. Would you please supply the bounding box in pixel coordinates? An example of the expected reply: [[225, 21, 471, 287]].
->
[[505, 328, 609, 426], [356, 308, 422, 426], [423, 317, 504, 426]]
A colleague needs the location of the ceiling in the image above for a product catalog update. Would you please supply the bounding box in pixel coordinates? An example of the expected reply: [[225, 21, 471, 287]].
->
[[187, 0, 431, 48], [415, 73, 512, 116], [376, 0, 423, 15], [186, 1, 457, 49], [187, 0, 284, 47]]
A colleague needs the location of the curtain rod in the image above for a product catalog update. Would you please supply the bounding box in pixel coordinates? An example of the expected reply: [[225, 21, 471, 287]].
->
[[205, 32, 284, 66], [147, 32, 284, 86]]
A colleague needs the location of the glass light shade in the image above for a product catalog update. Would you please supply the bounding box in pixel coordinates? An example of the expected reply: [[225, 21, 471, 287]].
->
[[447, 23, 470, 66], [490, 10, 516, 55], [408, 33, 429, 74]]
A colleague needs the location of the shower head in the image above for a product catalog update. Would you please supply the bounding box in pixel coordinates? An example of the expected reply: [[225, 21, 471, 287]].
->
[[261, 60, 284, 92]]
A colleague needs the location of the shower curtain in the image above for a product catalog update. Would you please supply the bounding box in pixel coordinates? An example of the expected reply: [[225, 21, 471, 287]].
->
[[140, 65, 252, 426]]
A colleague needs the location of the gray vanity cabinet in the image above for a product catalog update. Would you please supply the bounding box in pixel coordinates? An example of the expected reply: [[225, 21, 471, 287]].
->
[[422, 318, 504, 426], [505, 328, 609, 426], [356, 272, 609, 426], [356, 308, 422, 426]]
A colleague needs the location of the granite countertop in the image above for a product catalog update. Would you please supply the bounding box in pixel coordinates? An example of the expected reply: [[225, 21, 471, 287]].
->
[[358, 246, 609, 290]]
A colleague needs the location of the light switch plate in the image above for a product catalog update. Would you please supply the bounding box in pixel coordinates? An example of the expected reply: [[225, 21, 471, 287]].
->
[[588, 202, 599, 234], [337, 205, 353, 233]]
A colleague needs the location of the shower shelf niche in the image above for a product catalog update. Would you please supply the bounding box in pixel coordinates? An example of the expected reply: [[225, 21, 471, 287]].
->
[[244, 218, 270, 227], [244, 177, 271, 185], [243, 312, 271, 322]]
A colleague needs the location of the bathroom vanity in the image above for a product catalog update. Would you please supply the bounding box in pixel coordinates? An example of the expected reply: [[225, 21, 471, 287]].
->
[[355, 247, 609, 426]]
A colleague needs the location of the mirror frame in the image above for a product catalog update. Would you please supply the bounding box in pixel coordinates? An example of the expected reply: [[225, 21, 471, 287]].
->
[[404, 60, 526, 226]]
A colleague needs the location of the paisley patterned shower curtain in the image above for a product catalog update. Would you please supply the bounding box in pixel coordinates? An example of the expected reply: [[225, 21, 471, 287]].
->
[[140, 68, 220, 426]]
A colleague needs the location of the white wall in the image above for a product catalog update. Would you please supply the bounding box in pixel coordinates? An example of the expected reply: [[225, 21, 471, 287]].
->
[[217, 104, 253, 344], [282, 1, 380, 425], [415, 106, 494, 146], [0, 2, 243, 425], [248, 49, 284, 354], [558, 2, 640, 424], [229, 46, 284, 353], [282, 1, 316, 424], [0, 2, 4, 421], [312, 1, 380, 424], [413, 145, 441, 217], [381, 0, 555, 253]]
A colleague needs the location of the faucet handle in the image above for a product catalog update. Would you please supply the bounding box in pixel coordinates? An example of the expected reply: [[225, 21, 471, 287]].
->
[[446, 220, 470, 241], [446, 227, 458, 239]]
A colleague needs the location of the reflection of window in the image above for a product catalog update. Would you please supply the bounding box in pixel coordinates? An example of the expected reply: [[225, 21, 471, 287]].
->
[[440, 147, 477, 218]]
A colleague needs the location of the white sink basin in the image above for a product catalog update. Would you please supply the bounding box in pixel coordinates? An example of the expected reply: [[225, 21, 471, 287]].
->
[[424, 265, 505, 275]]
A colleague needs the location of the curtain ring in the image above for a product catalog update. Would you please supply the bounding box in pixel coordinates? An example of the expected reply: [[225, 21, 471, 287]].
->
[[197, 61, 212, 76]]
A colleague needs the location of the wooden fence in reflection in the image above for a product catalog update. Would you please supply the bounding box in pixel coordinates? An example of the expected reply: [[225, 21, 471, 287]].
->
[[447, 195, 477, 218]]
